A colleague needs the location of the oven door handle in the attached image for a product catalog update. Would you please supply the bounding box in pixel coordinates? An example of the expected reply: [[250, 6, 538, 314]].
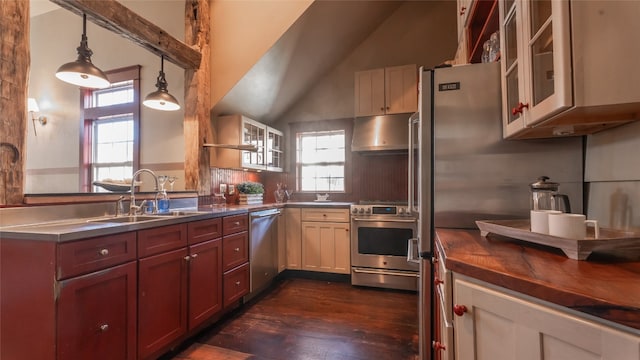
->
[[352, 218, 417, 223], [352, 268, 419, 278], [407, 238, 420, 264]]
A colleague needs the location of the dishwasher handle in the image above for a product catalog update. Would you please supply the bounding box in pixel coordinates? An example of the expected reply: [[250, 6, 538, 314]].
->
[[250, 210, 281, 218]]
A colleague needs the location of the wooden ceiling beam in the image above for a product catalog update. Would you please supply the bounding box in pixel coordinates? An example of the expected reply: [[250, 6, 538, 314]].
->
[[50, 0, 201, 70]]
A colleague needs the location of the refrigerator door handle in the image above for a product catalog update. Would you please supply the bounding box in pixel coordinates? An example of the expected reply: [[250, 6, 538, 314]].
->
[[408, 113, 419, 213], [407, 238, 420, 264]]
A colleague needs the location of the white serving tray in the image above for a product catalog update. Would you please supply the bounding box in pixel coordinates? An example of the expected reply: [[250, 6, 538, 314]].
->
[[476, 219, 640, 260]]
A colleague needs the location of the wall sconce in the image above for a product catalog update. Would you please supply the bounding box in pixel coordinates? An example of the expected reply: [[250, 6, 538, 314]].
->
[[28, 98, 47, 136], [55, 13, 110, 89], [143, 55, 180, 111]]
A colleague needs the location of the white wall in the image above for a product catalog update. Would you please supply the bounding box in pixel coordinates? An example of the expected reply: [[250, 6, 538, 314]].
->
[[275, 0, 457, 125], [585, 121, 640, 230], [210, 0, 313, 107], [27, 1, 186, 193]]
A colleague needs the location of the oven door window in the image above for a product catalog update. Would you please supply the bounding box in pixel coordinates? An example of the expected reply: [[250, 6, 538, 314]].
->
[[357, 227, 413, 256]]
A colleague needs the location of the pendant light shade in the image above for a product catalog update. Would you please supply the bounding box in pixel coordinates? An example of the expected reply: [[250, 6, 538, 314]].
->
[[55, 14, 110, 89], [143, 55, 181, 111]]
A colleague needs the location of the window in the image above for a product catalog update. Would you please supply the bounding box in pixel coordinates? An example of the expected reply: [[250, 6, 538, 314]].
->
[[296, 130, 345, 192], [80, 66, 140, 192]]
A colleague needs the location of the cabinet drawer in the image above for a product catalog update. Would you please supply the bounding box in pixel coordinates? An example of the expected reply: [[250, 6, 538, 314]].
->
[[138, 224, 188, 258], [188, 218, 222, 244], [301, 208, 350, 222], [223, 214, 248, 235], [57, 232, 137, 279], [223, 263, 249, 308], [435, 243, 452, 322], [222, 232, 249, 272]]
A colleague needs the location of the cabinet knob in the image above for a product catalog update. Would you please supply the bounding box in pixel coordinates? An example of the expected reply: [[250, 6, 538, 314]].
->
[[99, 249, 109, 256], [191, 253, 198, 258], [459, 6, 466, 16], [380, 107, 385, 111], [235, 281, 241, 286], [453, 304, 468, 316], [184, 255, 191, 261], [99, 324, 109, 332], [433, 341, 446, 351], [511, 102, 529, 115], [434, 278, 444, 286], [234, 247, 240, 252], [234, 221, 240, 226]]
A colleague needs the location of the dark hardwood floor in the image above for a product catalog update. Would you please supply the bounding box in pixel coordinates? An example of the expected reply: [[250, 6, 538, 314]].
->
[[172, 277, 419, 360]]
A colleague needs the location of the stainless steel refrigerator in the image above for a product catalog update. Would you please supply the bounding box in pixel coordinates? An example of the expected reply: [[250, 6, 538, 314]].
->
[[408, 62, 583, 359]]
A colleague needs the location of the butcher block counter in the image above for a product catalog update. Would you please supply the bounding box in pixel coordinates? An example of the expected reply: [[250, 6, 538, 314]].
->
[[436, 228, 640, 333]]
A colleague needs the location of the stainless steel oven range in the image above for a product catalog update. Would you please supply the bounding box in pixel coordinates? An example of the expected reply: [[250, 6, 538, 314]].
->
[[350, 203, 418, 291]]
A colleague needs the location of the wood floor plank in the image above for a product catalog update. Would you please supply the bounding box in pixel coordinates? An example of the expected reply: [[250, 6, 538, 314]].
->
[[184, 278, 418, 360]]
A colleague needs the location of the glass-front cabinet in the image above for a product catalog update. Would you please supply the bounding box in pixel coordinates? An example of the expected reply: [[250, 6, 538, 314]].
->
[[241, 118, 266, 170], [499, 0, 640, 139], [266, 127, 284, 172], [500, 0, 571, 138], [215, 114, 284, 172]]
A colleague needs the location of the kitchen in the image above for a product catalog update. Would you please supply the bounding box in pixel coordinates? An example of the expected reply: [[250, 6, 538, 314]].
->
[[2, 0, 640, 359]]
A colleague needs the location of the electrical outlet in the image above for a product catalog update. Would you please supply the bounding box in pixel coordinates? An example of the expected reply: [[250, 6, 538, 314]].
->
[[220, 183, 227, 194], [228, 184, 235, 195]]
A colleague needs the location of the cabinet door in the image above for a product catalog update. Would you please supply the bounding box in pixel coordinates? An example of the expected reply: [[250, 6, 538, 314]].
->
[[453, 276, 640, 360], [241, 117, 267, 170], [384, 64, 418, 114], [521, 0, 572, 125], [266, 127, 284, 172], [285, 208, 302, 269], [500, 0, 572, 137], [500, 0, 528, 137], [57, 261, 136, 360], [301, 222, 350, 274], [277, 210, 286, 273], [355, 68, 385, 116], [138, 248, 188, 360], [188, 239, 222, 331]]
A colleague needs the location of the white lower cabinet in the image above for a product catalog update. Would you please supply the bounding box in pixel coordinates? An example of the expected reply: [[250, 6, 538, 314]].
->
[[300, 208, 350, 274], [284, 208, 302, 270], [452, 274, 640, 360]]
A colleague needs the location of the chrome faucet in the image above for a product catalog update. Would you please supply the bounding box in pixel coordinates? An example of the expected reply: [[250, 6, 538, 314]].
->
[[115, 195, 125, 217], [130, 169, 160, 215]]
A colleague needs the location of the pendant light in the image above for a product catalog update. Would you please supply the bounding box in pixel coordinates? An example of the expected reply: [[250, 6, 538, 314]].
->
[[143, 55, 181, 111], [55, 14, 110, 89]]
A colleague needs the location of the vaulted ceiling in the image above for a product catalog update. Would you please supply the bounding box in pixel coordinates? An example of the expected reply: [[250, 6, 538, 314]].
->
[[210, 1, 404, 124]]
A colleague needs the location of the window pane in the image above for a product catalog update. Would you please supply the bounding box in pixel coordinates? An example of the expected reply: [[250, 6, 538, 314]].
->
[[296, 130, 345, 192], [92, 80, 134, 107]]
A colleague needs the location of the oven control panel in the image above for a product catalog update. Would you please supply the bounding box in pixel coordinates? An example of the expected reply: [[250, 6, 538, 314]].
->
[[350, 204, 414, 217]]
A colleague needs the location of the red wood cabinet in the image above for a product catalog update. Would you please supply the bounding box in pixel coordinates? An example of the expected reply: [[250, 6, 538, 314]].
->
[[138, 247, 189, 359], [221, 214, 250, 309], [223, 262, 250, 308], [188, 238, 223, 330], [223, 213, 248, 235], [57, 261, 137, 360], [222, 231, 249, 271]]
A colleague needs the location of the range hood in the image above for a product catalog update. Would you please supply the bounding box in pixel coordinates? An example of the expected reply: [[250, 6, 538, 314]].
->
[[351, 113, 411, 153]]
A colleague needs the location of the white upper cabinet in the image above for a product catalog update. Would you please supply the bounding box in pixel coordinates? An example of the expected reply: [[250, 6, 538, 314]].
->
[[214, 114, 283, 172], [500, 0, 640, 139], [354, 65, 418, 117]]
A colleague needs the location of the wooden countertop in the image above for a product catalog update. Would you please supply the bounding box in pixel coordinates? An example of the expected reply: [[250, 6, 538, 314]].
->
[[436, 228, 640, 332]]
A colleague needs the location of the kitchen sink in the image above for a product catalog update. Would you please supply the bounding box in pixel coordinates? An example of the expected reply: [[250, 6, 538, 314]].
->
[[89, 215, 164, 224]]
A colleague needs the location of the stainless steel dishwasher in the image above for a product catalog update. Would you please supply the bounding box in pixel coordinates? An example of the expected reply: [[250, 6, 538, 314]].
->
[[245, 208, 281, 301]]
